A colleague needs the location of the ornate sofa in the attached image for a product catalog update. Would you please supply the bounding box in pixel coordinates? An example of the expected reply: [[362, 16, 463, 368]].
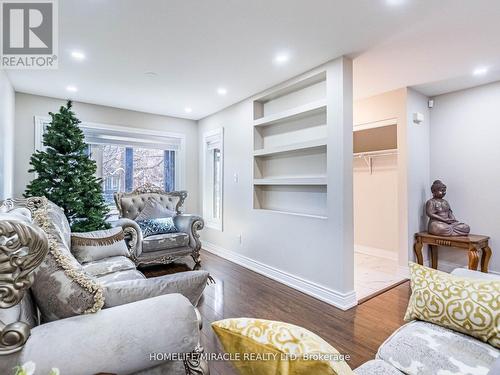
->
[[113, 185, 204, 267], [0, 197, 210, 375], [354, 268, 500, 375]]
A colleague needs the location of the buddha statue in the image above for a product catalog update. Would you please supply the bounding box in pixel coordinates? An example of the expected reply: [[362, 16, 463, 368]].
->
[[426, 180, 470, 236]]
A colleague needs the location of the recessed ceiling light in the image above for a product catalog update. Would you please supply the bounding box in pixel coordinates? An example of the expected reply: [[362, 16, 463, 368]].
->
[[386, 0, 406, 5], [184, 107, 193, 113], [71, 51, 85, 61], [274, 53, 289, 65], [473, 67, 488, 76], [217, 87, 227, 95], [66, 85, 78, 92]]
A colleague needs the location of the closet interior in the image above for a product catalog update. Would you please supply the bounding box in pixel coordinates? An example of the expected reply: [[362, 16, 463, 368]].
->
[[353, 119, 405, 301]]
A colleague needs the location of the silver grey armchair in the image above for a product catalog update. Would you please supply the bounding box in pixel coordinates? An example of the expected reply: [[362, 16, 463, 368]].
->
[[113, 184, 204, 267]]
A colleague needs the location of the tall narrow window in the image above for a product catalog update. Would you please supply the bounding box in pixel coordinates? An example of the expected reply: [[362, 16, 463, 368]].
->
[[203, 128, 224, 231]]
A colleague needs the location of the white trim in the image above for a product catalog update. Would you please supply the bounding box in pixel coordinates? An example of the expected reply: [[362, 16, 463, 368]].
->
[[203, 241, 358, 310], [434, 260, 500, 276], [353, 117, 398, 132], [399, 261, 500, 277], [355, 244, 398, 261], [34, 116, 186, 190], [202, 128, 224, 231]]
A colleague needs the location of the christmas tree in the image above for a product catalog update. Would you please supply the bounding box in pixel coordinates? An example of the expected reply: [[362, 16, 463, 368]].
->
[[25, 101, 110, 232]]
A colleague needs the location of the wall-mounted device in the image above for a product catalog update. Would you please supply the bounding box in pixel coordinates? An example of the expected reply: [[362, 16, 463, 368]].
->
[[413, 112, 424, 124], [428, 99, 434, 108]]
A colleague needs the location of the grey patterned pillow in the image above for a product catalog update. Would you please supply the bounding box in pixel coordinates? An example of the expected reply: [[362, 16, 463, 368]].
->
[[19, 198, 104, 322], [135, 197, 176, 221], [71, 227, 129, 263], [137, 217, 178, 238]]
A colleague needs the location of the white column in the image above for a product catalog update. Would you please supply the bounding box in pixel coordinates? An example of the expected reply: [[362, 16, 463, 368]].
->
[[326, 57, 355, 299]]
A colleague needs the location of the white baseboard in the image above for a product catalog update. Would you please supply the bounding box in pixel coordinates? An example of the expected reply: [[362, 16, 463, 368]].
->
[[202, 241, 358, 310], [401, 259, 500, 277], [435, 260, 500, 276], [354, 244, 398, 261]]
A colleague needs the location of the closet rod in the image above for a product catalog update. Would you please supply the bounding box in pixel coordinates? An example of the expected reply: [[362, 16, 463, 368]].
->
[[353, 148, 398, 174]]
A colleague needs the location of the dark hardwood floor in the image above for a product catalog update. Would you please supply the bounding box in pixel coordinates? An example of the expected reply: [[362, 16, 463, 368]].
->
[[143, 250, 411, 375]]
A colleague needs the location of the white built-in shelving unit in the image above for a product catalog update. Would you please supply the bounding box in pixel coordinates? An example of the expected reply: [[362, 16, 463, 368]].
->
[[252, 71, 328, 219]]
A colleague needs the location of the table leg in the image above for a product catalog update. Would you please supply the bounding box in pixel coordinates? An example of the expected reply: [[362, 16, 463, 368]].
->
[[429, 245, 438, 269], [480, 246, 492, 273], [468, 245, 479, 271], [414, 238, 424, 265]]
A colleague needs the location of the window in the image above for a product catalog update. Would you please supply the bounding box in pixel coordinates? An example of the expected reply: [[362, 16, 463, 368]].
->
[[35, 117, 185, 206], [203, 128, 224, 230], [88, 145, 176, 205]]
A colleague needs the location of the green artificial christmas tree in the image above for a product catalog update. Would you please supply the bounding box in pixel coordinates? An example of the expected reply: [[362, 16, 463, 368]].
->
[[25, 101, 110, 232]]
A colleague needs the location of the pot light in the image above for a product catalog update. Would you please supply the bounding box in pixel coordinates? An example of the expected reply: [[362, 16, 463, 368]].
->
[[71, 51, 85, 61], [386, 0, 406, 5], [473, 67, 488, 76], [66, 85, 78, 92], [217, 87, 227, 96], [184, 107, 193, 113], [274, 53, 289, 65]]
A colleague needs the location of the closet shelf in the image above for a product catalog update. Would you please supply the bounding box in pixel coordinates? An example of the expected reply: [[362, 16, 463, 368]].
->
[[253, 176, 327, 186], [253, 99, 327, 127], [254, 138, 327, 157]]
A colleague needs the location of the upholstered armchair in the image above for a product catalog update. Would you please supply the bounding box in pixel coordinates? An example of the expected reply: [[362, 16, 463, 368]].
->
[[113, 184, 204, 267], [0, 197, 209, 375]]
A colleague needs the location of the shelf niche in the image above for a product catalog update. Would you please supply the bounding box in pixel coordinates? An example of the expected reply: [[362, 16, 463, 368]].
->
[[252, 71, 328, 218]]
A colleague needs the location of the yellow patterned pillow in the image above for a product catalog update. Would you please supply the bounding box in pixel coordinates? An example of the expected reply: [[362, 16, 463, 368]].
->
[[211, 318, 353, 375], [405, 262, 500, 348]]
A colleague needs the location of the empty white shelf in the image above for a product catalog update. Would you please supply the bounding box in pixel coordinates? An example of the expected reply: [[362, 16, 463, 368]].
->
[[254, 138, 327, 157], [253, 176, 327, 185], [253, 99, 327, 127], [254, 208, 328, 220]]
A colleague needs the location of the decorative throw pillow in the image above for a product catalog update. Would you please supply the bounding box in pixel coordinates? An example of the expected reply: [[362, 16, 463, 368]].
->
[[71, 227, 129, 263], [212, 318, 353, 375], [405, 262, 500, 348], [136, 217, 178, 238], [135, 197, 176, 221], [19, 198, 104, 322]]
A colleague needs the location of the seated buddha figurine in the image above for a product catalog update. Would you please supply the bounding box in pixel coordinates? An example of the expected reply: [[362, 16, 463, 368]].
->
[[426, 180, 470, 236]]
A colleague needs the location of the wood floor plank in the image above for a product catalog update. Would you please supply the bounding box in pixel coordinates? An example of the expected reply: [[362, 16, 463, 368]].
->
[[143, 249, 411, 372]]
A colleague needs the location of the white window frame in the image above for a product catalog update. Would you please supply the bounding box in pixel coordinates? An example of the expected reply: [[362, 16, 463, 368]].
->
[[34, 116, 186, 191], [202, 128, 224, 231]]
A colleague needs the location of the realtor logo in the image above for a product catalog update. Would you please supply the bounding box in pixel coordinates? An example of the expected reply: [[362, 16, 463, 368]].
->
[[1, 0, 58, 69]]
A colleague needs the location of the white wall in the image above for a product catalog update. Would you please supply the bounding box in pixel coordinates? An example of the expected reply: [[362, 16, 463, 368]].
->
[[0, 71, 15, 200], [13, 93, 200, 213], [406, 88, 431, 264], [353, 89, 408, 265], [430, 82, 500, 273], [198, 58, 355, 308], [353, 156, 399, 255]]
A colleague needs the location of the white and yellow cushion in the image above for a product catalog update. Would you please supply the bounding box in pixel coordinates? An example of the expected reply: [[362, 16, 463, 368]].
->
[[405, 262, 500, 348], [212, 318, 353, 375]]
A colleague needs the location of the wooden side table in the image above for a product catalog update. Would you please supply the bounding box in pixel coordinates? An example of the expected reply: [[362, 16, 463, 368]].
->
[[414, 232, 492, 273]]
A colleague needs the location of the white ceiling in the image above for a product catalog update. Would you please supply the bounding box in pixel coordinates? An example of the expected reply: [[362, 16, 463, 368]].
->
[[5, 0, 500, 120]]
